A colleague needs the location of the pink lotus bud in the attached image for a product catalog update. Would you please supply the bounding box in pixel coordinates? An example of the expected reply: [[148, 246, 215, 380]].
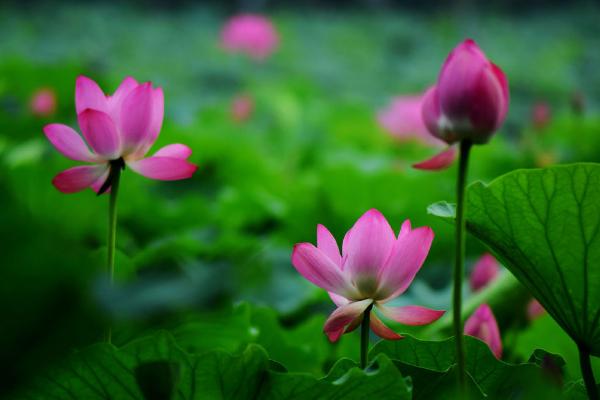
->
[[531, 102, 551, 130], [422, 39, 509, 145], [30, 88, 57, 117], [221, 14, 279, 61], [527, 299, 546, 321], [469, 253, 500, 292], [464, 304, 502, 359], [231, 94, 254, 123]]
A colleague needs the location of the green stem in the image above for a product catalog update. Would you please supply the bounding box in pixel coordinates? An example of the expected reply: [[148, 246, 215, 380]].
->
[[360, 304, 374, 369], [104, 160, 122, 344], [578, 343, 599, 400], [453, 140, 472, 391]]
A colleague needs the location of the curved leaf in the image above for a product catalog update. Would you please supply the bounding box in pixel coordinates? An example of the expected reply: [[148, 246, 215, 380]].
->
[[464, 163, 600, 354]]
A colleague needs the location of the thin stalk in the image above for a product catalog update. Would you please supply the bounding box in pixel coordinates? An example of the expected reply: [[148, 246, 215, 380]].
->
[[104, 160, 123, 344], [453, 140, 472, 391], [360, 304, 374, 369], [578, 343, 599, 400]]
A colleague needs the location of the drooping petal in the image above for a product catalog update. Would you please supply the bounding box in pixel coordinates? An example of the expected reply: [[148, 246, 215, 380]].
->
[[52, 165, 109, 193], [75, 76, 108, 114], [377, 304, 445, 326], [119, 83, 155, 153], [323, 299, 372, 343], [464, 304, 502, 359], [469, 253, 500, 292], [329, 292, 349, 307], [43, 123, 98, 162], [342, 209, 396, 285], [317, 224, 342, 267], [78, 109, 121, 159], [90, 168, 111, 194], [370, 313, 403, 340], [128, 157, 197, 181], [413, 146, 457, 171], [291, 243, 356, 297], [377, 225, 434, 301], [152, 143, 192, 159]]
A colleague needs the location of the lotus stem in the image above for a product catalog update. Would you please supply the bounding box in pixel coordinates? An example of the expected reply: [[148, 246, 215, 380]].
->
[[453, 140, 472, 390], [360, 303, 374, 369]]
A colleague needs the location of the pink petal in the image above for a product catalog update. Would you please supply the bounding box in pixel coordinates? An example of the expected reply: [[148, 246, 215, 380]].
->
[[291, 243, 356, 297], [78, 109, 121, 159], [152, 144, 192, 159], [413, 146, 457, 171], [377, 225, 434, 301], [342, 209, 396, 284], [491, 63, 510, 128], [469, 253, 500, 292], [377, 304, 445, 326], [108, 76, 139, 128], [119, 83, 155, 153], [323, 299, 373, 343], [527, 299, 546, 321], [328, 292, 349, 307], [128, 157, 197, 181], [43, 123, 97, 162], [131, 87, 164, 158], [397, 220, 412, 240], [90, 169, 111, 194], [465, 304, 502, 359], [75, 76, 108, 114], [370, 313, 403, 340], [52, 164, 109, 194], [317, 224, 342, 267], [421, 86, 446, 142]]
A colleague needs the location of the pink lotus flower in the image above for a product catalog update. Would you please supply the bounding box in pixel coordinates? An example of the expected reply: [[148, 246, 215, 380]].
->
[[527, 299, 546, 321], [44, 76, 197, 194], [291, 209, 445, 342], [221, 14, 279, 60], [469, 253, 500, 292], [422, 39, 509, 145], [531, 102, 551, 130], [464, 304, 502, 358], [231, 94, 254, 123], [30, 88, 57, 117], [377, 95, 444, 146]]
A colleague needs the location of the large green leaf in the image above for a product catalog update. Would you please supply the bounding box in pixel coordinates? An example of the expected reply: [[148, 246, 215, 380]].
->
[[16, 332, 411, 400], [462, 164, 600, 354], [370, 334, 561, 399]]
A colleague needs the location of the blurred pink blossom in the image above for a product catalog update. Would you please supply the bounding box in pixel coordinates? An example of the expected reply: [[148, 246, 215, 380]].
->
[[231, 94, 254, 123], [527, 299, 546, 321], [469, 253, 500, 292], [44, 76, 197, 194], [291, 209, 444, 342], [30, 88, 57, 117], [378, 95, 444, 146], [465, 304, 502, 359], [531, 102, 551, 130], [221, 14, 279, 60]]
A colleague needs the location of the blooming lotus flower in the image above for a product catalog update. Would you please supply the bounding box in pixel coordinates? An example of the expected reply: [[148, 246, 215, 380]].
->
[[30, 88, 57, 117], [44, 76, 197, 194], [291, 209, 445, 342], [221, 14, 279, 60], [469, 253, 500, 292], [377, 95, 444, 146], [422, 39, 509, 145], [231, 94, 254, 123], [464, 304, 502, 358]]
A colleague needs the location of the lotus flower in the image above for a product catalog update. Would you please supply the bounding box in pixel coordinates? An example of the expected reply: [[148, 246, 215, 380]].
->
[[464, 304, 502, 358], [44, 76, 197, 194], [231, 94, 254, 123], [221, 14, 279, 60], [30, 88, 57, 117], [377, 95, 444, 146], [291, 209, 445, 342], [469, 253, 500, 292], [422, 39, 509, 145]]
